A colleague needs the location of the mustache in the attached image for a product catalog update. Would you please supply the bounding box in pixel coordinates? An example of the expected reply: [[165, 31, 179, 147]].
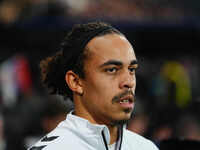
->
[[112, 90, 135, 103]]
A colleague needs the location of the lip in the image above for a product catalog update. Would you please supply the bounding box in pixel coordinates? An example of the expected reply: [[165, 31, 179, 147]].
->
[[118, 95, 134, 109], [120, 95, 134, 102]]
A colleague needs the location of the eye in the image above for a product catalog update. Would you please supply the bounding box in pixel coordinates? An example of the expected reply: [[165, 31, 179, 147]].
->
[[105, 67, 118, 74], [129, 67, 136, 74]]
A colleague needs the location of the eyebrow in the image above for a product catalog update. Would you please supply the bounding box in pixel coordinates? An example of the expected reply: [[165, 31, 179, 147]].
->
[[99, 59, 138, 68], [130, 60, 138, 66]]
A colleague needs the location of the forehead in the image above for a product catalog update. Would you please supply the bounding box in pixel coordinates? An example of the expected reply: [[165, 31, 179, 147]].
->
[[86, 34, 136, 65]]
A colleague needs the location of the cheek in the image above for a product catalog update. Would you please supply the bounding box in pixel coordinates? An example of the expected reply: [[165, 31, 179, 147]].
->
[[84, 73, 117, 102]]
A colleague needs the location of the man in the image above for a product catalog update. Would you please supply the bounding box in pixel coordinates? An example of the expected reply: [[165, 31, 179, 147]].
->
[[29, 22, 158, 150]]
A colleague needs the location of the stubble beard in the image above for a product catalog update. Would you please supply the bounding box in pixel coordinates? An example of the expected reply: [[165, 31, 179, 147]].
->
[[110, 108, 134, 126], [110, 90, 135, 126]]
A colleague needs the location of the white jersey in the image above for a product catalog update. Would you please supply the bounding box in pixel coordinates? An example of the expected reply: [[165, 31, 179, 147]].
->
[[28, 112, 159, 150]]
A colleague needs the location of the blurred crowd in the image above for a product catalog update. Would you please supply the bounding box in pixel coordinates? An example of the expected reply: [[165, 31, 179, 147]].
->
[[0, 0, 200, 150], [127, 57, 200, 142], [0, 0, 199, 27]]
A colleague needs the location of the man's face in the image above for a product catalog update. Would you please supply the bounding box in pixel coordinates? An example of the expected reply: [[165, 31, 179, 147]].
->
[[80, 33, 138, 125]]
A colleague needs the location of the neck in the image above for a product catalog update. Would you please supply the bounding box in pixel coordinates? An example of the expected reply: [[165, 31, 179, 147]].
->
[[74, 108, 120, 145], [73, 95, 121, 145], [107, 125, 119, 145]]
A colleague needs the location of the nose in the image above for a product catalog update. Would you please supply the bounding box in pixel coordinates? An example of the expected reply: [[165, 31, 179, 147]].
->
[[119, 70, 136, 90]]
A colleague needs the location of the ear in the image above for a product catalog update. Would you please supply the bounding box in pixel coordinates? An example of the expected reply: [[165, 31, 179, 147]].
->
[[65, 71, 83, 95]]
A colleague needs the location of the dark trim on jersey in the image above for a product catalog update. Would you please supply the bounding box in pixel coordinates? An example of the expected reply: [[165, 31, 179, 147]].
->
[[29, 145, 47, 150], [115, 126, 123, 150], [101, 125, 123, 150], [102, 131, 109, 150], [41, 136, 59, 142]]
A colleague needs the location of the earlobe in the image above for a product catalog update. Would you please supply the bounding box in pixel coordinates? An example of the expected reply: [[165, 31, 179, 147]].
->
[[65, 71, 83, 95]]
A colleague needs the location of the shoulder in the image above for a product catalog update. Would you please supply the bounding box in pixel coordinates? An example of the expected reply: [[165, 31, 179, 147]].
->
[[28, 122, 78, 150], [124, 129, 159, 150], [28, 132, 67, 150]]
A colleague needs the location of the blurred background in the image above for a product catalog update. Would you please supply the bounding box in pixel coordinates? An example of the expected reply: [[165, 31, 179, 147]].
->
[[0, 0, 200, 149]]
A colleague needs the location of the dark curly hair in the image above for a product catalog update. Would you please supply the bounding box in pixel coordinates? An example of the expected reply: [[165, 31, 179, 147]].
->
[[40, 21, 123, 101]]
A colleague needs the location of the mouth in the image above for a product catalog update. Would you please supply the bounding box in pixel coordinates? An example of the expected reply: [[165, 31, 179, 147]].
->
[[119, 95, 134, 103], [119, 99, 130, 103], [118, 95, 134, 109], [112, 90, 135, 110]]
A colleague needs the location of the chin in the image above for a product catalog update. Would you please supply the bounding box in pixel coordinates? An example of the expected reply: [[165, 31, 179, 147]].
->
[[111, 109, 133, 126], [111, 118, 130, 126]]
